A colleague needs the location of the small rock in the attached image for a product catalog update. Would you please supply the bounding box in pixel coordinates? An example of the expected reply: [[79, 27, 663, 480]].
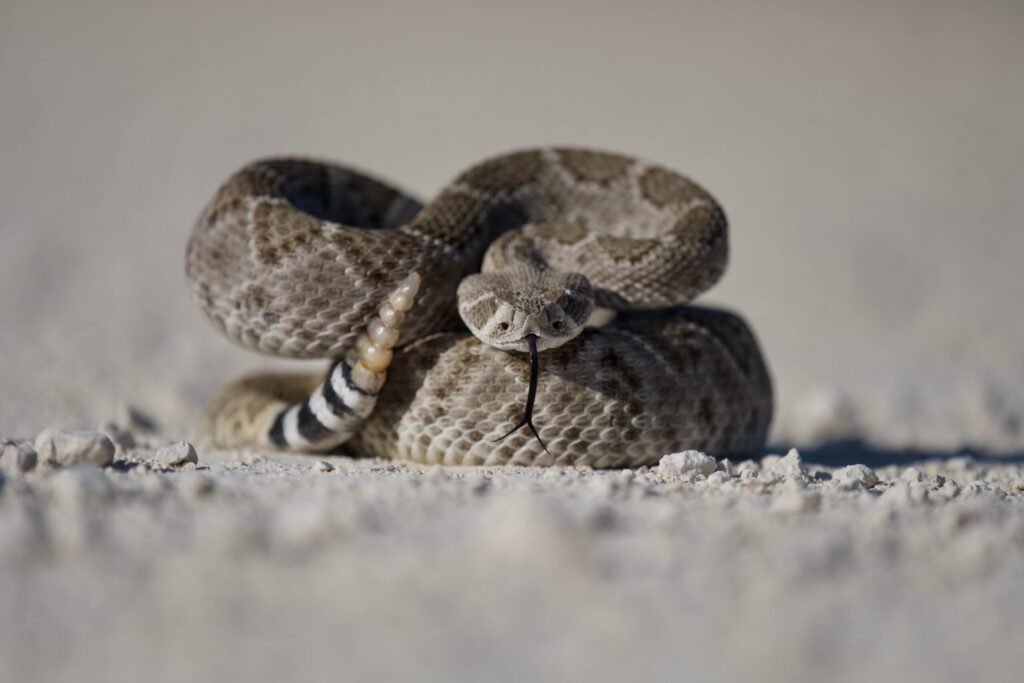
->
[[1, 440, 38, 473], [239, 451, 265, 466], [900, 467, 924, 483], [315, 459, 334, 473], [717, 459, 735, 476], [771, 448, 807, 484], [706, 471, 730, 486], [35, 429, 115, 468], [936, 480, 961, 500], [736, 460, 760, 475], [881, 481, 929, 506], [833, 464, 879, 490], [659, 450, 717, 477], [155, 441, 199, 467]]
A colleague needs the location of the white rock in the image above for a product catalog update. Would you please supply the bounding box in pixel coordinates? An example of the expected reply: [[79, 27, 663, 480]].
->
[[935, 480, 961, 500], [315, 459, 335, 473], [771, 448, 807, 483], [881, 481, 929, 507], [35, 428, 115, 468], [1, 440, 37, 473], [706, 471, 730, 486], [736, 460, 760, 474], [833, 464, 879, 490], [155, 441, 198, 467], [239, 451, 265, 466], [900, 467, 924, 483], [659, 450, 717, 477]]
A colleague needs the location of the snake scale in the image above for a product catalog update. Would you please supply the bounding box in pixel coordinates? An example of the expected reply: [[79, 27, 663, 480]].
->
[[185, 147, 772, 467]]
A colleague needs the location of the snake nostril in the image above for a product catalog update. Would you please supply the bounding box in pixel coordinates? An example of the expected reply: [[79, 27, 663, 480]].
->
[[498, 322, 510, 332]]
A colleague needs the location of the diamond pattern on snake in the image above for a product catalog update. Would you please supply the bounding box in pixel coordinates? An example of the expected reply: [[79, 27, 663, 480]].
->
[[185, 147, 773, 467]]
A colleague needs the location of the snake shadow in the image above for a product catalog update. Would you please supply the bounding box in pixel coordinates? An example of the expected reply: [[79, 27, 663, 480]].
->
[[777, 437, 1024, 468]]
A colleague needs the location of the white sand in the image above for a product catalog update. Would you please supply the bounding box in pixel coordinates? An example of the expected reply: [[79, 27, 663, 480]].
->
[[1, 1, 1023, 681]]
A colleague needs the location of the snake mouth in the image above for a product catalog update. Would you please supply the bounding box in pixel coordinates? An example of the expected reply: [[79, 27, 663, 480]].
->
[[492, 333, 550, 455], [487, 332, 571, 353]]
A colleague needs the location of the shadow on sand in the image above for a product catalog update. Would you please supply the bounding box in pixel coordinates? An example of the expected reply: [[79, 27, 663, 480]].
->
[[774, 437, 1024, 469]]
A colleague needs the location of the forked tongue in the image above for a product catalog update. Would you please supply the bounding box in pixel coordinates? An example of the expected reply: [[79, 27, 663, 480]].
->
[[493, 334, 550, 454]]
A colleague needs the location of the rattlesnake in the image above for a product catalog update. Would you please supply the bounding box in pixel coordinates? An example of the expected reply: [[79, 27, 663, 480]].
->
[[185, 148, 772, 467]]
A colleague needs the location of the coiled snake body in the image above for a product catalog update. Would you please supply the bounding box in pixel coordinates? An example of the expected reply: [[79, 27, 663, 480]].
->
[[186, 148, 772, 467]]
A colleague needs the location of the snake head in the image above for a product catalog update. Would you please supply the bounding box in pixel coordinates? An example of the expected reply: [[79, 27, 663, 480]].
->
[[457, 265, 593, 352]]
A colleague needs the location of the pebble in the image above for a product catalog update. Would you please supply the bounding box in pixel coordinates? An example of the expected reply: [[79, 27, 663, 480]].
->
[[659, 450, 717, 478], [736, 460, 760, 475], [1, 440, 38, 473], [833, 464, 879, 490], [881, 481, 929, 506], [239, 451, 266, 466], [315, 459, 335, 473], [900, 467, 925, 483], [936, 480, 961, 500], [155, 441, 199, 468], [770, 448, 807, 484], [34, 428, 115, 468], [706, 471, 730, 486]]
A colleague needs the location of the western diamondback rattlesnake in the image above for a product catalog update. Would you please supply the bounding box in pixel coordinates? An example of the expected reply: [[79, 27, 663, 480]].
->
[[185, 147, 772, 467]]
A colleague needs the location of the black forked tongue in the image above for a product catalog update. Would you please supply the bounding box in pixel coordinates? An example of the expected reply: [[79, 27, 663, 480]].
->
[[493, 334, 550, 455]]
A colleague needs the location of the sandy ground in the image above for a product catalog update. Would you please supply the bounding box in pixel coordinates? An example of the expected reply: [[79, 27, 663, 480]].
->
[[2, 0, 1023, 681]]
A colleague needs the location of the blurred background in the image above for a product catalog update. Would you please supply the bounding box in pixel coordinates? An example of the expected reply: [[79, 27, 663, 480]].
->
[[2, 0, 1022, 452]]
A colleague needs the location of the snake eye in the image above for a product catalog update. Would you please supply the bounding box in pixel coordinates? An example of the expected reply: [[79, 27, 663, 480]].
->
[[552, 320, 564, 330], [498, 322, 510, 332]]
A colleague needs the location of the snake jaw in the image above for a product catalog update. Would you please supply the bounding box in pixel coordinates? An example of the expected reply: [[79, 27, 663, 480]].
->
[[493, 334, 550, 455]]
